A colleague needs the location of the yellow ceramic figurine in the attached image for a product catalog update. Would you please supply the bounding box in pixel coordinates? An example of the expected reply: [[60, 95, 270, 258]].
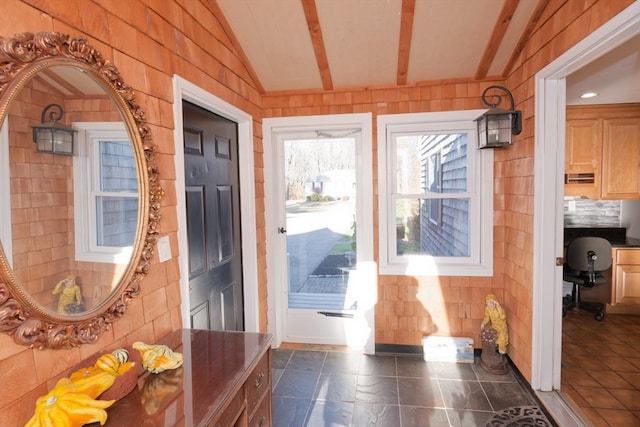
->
[[480, 293, 509, 354], [52, 275, 82, 314], [133, 342, 183, 374]]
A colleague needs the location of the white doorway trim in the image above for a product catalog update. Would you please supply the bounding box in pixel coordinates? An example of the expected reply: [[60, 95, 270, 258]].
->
[[532, 2, 639, 422], [533, 0, 640, 391], [172, 76, 259, 332], [263, 113, 375, 353]]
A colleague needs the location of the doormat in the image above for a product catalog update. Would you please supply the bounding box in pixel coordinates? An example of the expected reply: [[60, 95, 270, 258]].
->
[[485, 405, 556, 427], [311, 254, 350, 276]]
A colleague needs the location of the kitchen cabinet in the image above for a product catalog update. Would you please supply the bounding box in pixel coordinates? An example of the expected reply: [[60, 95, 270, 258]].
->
[[608, 248, 640, 314], [565, 103, 640, 199], [102, 329, 273, 427]]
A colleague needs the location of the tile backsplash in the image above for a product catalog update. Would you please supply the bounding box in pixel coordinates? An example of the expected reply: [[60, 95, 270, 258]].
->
[[564, 197, 621, 227]]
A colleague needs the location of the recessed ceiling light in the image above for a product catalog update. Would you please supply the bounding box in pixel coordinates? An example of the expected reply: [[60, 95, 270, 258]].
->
[[580, 92, 599, 99]]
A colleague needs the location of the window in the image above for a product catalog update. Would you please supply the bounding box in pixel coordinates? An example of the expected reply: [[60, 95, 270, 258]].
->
[[377, 111, 493, 276], [73, 123, 138, 263]]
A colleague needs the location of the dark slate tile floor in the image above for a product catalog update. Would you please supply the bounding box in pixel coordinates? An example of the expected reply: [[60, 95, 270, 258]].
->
[[272, 348, 540, 427]]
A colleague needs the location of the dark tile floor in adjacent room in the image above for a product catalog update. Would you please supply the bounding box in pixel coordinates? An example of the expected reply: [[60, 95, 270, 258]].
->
[[271, 347, 550, 427]]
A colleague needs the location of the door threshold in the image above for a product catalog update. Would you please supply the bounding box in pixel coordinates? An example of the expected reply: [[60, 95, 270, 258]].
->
[[278, 342, 363, 353], [535, 390, 594, 427]]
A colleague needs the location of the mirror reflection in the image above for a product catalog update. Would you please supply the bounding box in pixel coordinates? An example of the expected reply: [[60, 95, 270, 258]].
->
[[1, 65, 138, 315]]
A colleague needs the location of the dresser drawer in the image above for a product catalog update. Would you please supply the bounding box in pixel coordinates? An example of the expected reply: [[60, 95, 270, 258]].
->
[[249, 392, 271, 427], [210, 385, 246, 427], [247, 351, 270, 415]]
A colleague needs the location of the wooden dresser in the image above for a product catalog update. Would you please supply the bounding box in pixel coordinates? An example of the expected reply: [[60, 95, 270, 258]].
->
[[101, 329, 272, 427]]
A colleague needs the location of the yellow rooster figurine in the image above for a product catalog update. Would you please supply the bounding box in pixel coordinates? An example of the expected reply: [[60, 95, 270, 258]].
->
[[133, 342, 183, 374]]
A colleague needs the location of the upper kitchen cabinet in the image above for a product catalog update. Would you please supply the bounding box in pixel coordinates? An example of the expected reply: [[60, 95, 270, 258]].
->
[[565, 114, 602, 199], [565, 103, 640, 199]]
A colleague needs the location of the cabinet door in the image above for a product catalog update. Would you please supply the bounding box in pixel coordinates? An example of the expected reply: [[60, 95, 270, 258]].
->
[[614, 264, 640, 305], [601, 117, 640, 199], [564, 118, 602, 198]]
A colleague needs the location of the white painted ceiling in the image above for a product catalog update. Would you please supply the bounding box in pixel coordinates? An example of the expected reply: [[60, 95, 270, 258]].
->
[[566, 34, 640, 105], [217, 0, 539, 91], [216, 0, 639, 106], [40, 1, 640, 108]]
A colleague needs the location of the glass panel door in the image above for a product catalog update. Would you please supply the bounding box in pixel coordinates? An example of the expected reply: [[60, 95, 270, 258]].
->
[[285, 136, 356, 309], [279, 131, 365, 345]]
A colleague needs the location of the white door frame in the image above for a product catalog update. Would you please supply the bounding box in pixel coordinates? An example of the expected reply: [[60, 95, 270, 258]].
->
[[263, 113, 375, 353], [532, 0, 640, 397], [172, 75, 259, 332]]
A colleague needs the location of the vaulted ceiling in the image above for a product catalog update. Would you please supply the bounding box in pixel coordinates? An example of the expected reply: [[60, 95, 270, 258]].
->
[[215, 0, 545, 93], [214, 0, 639, 106], [39, 1, 640, 106]]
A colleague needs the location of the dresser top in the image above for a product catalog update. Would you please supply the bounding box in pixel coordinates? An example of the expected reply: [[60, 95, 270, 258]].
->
[[102, 329, 272, 426]]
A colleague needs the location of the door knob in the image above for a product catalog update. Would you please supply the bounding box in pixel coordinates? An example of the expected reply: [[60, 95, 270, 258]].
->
[[278, 227, 287, 234]]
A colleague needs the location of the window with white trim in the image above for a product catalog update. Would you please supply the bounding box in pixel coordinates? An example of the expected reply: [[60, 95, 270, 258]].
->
[[73, 122, 138, 264], [377, 111, 493, 276]]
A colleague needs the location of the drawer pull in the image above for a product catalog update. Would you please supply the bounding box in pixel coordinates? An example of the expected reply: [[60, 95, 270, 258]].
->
[[254, 372, 265, 389], [255, 416, 266, 427]]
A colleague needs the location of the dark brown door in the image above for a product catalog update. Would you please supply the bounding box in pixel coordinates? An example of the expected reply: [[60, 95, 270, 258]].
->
[[183, 101, 244, 331]]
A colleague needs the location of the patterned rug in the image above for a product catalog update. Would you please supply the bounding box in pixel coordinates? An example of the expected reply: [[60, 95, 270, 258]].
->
[[485, 405, 556, 427]]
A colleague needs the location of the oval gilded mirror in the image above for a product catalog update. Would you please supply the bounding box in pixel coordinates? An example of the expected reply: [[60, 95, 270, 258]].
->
[[0, 32, 163, 349]]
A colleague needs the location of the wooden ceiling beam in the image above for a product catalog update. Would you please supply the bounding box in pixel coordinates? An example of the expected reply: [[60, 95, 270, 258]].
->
[[301, 0, 333, 91], [396, 0, 416, 86], [502, 0, 550, 78], [40, 70, 84, 96], [475, 0, 519, 80]]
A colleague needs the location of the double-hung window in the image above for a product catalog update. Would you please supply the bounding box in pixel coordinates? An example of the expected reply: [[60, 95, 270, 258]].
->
[[377, 111, 493, 276], [73, 122, 138, 264]]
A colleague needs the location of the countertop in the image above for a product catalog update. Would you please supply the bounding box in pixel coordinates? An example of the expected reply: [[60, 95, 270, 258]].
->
[[564, 227, 640, 248], [101, 329, 272, 426], [624, 237, 640, 248]]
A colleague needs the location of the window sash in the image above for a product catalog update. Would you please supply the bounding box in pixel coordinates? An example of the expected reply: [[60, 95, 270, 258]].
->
[[74, 123, 137, 264], [377, 111, 493, 276]]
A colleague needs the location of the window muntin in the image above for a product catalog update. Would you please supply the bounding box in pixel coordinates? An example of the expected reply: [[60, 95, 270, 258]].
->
[[378, 111, 493, 276]]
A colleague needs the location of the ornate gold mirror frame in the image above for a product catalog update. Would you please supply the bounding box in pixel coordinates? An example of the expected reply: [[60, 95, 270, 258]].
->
[[0, 32, 163, 349]]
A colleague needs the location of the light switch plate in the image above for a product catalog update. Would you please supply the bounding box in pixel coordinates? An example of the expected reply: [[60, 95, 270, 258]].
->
[[157, 235, 172, 262]]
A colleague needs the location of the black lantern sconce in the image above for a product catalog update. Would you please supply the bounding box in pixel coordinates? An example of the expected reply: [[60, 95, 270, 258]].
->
[[475, 85, 522, 149], [32, 103, 76, 155]]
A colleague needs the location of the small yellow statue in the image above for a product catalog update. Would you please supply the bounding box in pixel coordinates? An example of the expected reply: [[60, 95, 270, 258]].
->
[[480, 293, 509, 354], [52, 275, 82, 314]]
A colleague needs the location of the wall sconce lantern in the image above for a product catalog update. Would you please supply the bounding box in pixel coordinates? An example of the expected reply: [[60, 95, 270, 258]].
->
[[475, 85, 522, 149], [32, 103, 75, 155]]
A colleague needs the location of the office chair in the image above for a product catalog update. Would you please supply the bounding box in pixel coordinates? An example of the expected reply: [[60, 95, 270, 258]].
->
[[562, 236, 612, 321]]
